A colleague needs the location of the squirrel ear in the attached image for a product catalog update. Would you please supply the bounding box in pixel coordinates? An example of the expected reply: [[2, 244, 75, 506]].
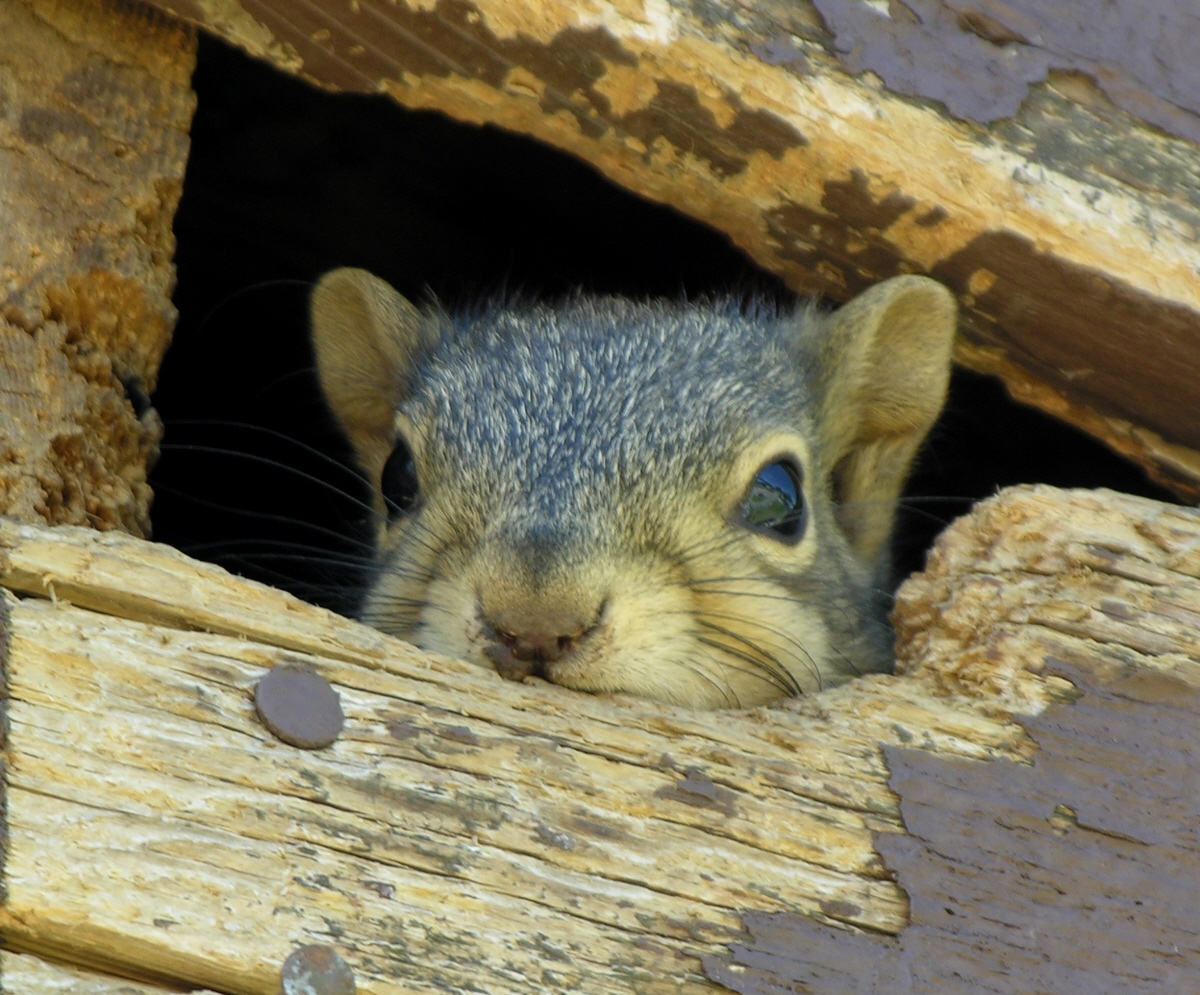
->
[[310, 267, 425, 482], [818, 275, 957, 564]]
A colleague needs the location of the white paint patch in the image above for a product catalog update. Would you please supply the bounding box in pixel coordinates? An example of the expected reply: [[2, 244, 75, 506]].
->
[[576, 0, 681, 47]]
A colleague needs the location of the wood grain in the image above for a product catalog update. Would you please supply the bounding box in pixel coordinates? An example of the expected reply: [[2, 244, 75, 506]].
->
[[0, 515, 1029, 993], [1, 950, 216, 994], [5, 488, 1200, 992]]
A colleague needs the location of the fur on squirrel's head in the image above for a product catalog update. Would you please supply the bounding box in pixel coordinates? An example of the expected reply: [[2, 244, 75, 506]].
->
[[311, 268, 956, 708]]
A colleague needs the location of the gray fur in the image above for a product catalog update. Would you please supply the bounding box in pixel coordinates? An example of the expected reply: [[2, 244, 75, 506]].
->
[[384, 295, 888, 666], [406, 297, 826, 532], [311, 268, 957, 707]]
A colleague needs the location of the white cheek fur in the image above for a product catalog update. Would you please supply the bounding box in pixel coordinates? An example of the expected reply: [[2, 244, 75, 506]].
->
[[368, 535, 838, 709]]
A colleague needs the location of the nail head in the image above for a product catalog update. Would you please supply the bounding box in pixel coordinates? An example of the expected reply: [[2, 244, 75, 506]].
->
[[280, 943, 356, 995], [255, 664, 344, 749]]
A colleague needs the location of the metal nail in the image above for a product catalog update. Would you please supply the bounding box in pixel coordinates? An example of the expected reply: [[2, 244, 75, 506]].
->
[[280, 943, 357, 995], [255, 663, 344, 749]]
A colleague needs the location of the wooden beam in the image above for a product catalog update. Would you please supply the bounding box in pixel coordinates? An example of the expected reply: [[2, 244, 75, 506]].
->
[[0, 513, 1027, 993], [142, 0, 1200, 497], [5, 485, 1200, 990]]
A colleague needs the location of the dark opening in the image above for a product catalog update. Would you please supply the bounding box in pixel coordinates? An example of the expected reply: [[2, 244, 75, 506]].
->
[[149, 34, 1177, 616]]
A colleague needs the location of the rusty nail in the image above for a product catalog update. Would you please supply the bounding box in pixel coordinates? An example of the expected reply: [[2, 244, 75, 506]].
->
[[255, 663, 344, 749], [280, 943, 356, 995]]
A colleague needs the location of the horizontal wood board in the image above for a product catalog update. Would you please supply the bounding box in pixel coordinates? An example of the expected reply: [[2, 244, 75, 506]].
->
[[0, 514, 1028, 994], [5, 487, 1200, 991], [141, 0, 1200, 496]]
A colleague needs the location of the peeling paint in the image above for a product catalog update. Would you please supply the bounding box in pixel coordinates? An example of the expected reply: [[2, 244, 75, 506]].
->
[[655, 770, 739, 816], [143, 0, 1200, 493], [813, 0, 1200, 142], [933, 230, 1200, 449], [746, 37, 808, 70], [619, 79, 805, 177], [707, 515, 1200, 991]]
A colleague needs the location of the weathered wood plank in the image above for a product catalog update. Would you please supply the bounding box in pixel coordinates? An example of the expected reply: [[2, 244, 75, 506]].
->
[[711, 485, 1200, 992], [1, 950, 216, 994], [7, 489, 1200, 991], [141, 0, 1200, 496], [0, 0, 195, 533], [0, 516, 1030, 993]]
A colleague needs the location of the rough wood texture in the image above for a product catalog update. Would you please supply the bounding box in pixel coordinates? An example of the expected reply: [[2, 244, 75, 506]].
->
[[0, 0, 196, 535], [4, 486, 1200, 992], [711, 485, 1200, 993], [1, 950, 215, 994], [141, 0, 1200, 497], [0, 513, 1032, 994]]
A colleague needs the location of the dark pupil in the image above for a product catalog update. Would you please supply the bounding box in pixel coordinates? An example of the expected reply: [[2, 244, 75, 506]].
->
[[380, 438, 419, 519], [742, 461, 804, 539]]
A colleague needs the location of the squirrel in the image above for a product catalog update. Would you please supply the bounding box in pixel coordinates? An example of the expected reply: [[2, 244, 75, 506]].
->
[[310, 268, 957, 709]]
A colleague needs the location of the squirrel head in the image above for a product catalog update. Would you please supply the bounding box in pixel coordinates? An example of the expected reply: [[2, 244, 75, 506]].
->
[[311, 268, 956, 708]]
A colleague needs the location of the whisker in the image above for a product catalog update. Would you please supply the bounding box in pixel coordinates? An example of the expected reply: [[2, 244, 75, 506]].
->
[[674, 646, 740, 708], [158, 444, 384, 523], [361, 562, 440, 589], [194, 278, 314, 339], [196, 557, 356, 606], [695, 611, 817, 691], [182, 546, 377, 572], [151, 481, 378, 552], [389, 516, 452, 563], [674, 528, 746, 563], [844, 494, 973, 529], [162, 418, 369, 488], [364, 596, 456, 621], [680, 573, 791, 593], [695, 636, 794, 700], [695, 619, 801, 695]]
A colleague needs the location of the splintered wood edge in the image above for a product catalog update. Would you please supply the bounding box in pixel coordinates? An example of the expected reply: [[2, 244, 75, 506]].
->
[[896, 483, 1200, 697]]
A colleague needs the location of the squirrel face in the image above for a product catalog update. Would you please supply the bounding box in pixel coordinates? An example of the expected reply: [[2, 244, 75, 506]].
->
[[311, 269, 957, 708]]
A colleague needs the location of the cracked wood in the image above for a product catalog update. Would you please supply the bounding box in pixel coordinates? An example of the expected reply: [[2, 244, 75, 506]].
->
[[0, 514, 1027, 993]]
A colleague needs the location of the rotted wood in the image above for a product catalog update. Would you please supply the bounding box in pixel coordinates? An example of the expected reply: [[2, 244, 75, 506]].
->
[[3, 483, 1200, 992], [142, 0, 1200, 498], [0, 0, 195, 535]]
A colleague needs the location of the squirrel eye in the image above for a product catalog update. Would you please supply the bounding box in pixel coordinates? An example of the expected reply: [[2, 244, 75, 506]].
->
[[380, 437, 419, 519], [739, 460, 806, 541]]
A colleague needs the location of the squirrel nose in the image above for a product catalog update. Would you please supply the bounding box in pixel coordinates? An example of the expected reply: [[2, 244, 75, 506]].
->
[[482, 607, 597, 681]]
